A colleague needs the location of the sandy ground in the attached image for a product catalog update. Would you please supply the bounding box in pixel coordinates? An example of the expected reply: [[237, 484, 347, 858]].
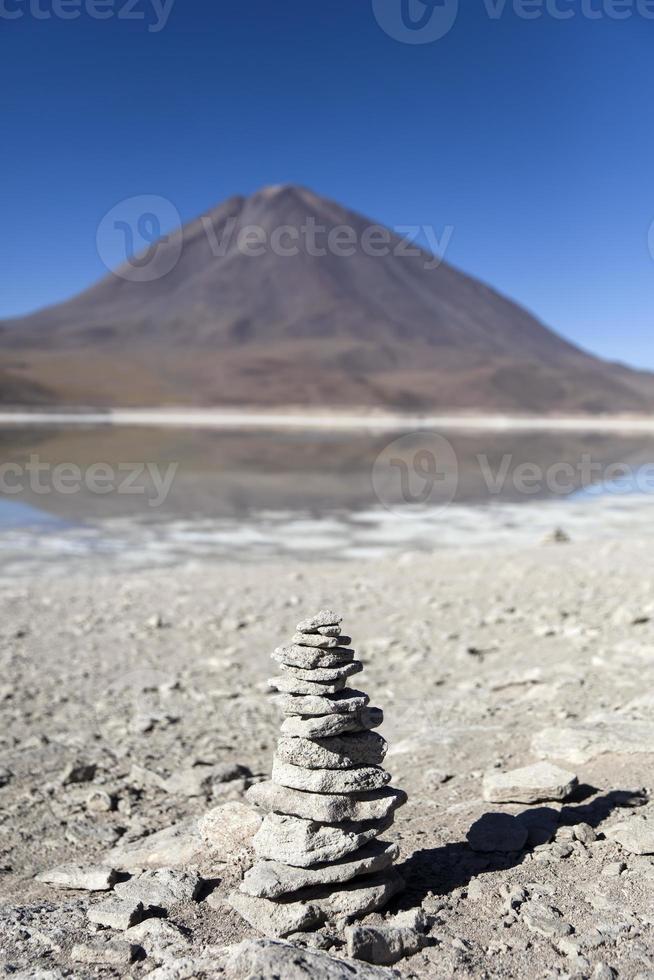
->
[[1, 537, 654, 977]]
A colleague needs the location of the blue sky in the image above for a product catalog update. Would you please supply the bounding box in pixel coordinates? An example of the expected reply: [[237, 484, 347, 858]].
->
[[1, 0, 654, 367]]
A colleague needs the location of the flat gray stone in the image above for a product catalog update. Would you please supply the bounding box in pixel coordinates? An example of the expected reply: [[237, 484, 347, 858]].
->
[[71, 938, 140, 966], [124, 918, 189, 955], [87, 898, 145, 930], [114, 868, 201, 909], [276, 731, 388, 770], [483, 762, 578, 804], [467, 813, 529, 853], [346, 921, 427, 965], [226, 938, 399, 979], [296, 610, 343, 631], [607, 817, 654, 855], [104, 820, 202, 872], [314, 869, 404, 919], [269, 675, 346, 696], [532, 722, 654, 764], [253, 812, 393, 867], [36, 864, 118, 891], [247, 782, 407, 823], [272, 645, 354, 669], [242, 840, 399, 899], [281, 706, 383, 738], [197, 801, 263, 858], [282, 661, 363, 682], [227, 889, 322, 938], [272, 759, 391, 794], [291, 633, 352, 649], [275, 689, 368, 717], [315, 625, 342, 637]]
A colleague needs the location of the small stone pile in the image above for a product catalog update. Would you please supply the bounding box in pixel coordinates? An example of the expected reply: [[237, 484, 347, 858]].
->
[[229, 609, 406, 938]]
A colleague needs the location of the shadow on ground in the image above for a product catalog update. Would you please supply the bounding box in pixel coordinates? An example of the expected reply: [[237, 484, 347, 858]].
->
[[395, 786, 648, 908]]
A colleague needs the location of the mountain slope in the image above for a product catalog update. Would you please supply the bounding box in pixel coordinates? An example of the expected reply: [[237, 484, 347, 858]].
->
[[1, 184, 651, 413]]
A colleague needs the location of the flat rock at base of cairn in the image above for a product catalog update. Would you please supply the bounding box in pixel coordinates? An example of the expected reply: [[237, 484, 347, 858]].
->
[[229, 870, 404, 938], [247, 782, 406, 824], [280, 706, 383, 739], [242, 840, 399, 899], [228, 611, 405, 937]]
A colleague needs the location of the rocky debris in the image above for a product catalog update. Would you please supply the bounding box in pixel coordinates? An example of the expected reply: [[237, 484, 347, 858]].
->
[[226, 937, 400, 978], [521, 899, 573, 938], [198, 801, 263, 861], [71, 937, 142, 965], [228, 612, 404, 936], [607, 817, 654, 855], [542, 528, 571, 544], [482, 761, 578, 804], [345, 909, 428, 965], [247, 781, 406, 824], [114, 868, 201, 909], [242, 841, 399, 899], [104, 820, 203, 872], [0, 766, 13, 788], [36, 864, 118, 891], [124, 918, 189, 958], [467, 813, 529, 853], [87, 897, 146, 930]]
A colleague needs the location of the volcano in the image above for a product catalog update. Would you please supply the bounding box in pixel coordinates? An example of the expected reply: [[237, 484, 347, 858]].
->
[[1, 184, 652, 413]]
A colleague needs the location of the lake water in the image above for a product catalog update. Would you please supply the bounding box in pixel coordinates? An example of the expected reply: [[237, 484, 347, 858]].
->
[[1, 423, 654, 574]]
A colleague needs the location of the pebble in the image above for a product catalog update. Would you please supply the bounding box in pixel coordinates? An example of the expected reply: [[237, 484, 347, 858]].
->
[[60, 762, 96, 785], [276, 731, 387, 770], [36, 865, 118, 891], [246, 781, 406, 824], [346, 919, 427, 965], [0, 767, 13, 788], [272, 759, 391, 794], [602, 861, 626, 877], [482, 762, 578, 804]]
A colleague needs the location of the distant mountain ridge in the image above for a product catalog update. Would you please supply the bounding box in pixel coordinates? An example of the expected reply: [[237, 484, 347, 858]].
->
[[1, 184, 652, 413]]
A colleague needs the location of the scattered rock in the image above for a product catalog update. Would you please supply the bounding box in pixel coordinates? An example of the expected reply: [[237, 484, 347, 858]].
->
[[71, 937, 141, 965], [532, 722, 654, 764], [36, 864, 118, 891], [114, 868, 201, 909], [87, 898, 145, 930], [198, 801, 263, 860], [482, 762, 578, 804], [104, 821, 203, 872], [226, 938, 399, 978], [607, 817, 654, 855], [521, 899, 572, 938], [60, 762, 96, 785], [0, 767, 13, 788], [345, 918, 427, 965]]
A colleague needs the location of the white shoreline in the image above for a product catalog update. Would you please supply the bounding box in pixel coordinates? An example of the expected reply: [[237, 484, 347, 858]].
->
[[2, 407, 654, 433]]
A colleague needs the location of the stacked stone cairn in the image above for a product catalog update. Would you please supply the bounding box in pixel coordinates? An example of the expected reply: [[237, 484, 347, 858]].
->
[[228, 609, 407, 938]]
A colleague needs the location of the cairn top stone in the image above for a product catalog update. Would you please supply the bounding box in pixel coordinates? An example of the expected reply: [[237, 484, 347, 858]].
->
[[296, 610, 343, 632]]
